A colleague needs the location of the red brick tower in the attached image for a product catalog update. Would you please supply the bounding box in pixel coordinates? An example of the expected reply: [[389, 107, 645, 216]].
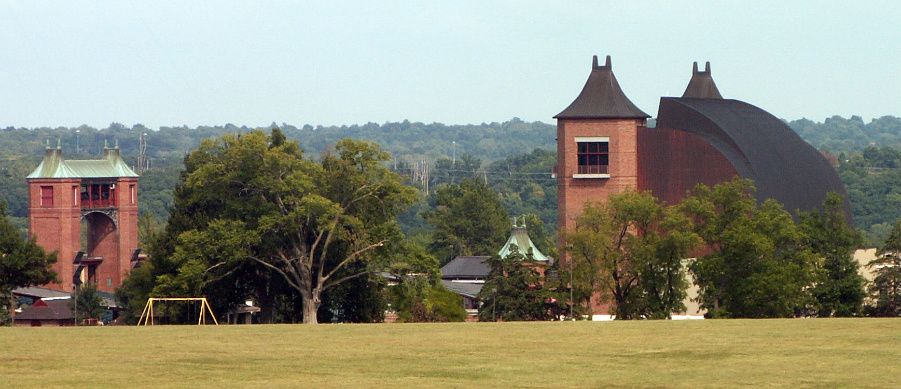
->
[[555, 55, 649, 318], [27, 141, 139, 293], [555, 55, 649, 233]]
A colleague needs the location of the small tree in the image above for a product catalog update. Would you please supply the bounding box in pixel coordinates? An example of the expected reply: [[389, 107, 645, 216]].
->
[[800, 192, 866, 316], [388, 242, 465, 322], [868, 221, 901, 316], [478, 246, 552, 321], [0, 202, 57, 325], [72, 283, 105, 323]]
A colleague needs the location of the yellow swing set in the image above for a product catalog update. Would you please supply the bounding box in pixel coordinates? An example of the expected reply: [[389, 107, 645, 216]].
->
[[137, 297, 219, 326]]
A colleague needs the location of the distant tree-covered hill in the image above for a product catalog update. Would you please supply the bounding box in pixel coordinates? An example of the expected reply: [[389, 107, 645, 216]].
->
[[3, 115, 901, 245]]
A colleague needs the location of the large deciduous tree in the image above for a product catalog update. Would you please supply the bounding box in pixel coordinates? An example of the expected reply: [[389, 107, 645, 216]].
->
[[0, 202, 57, 325], [565, 191, 698, 320], [138, 130, 416, 324], [799, 192, 866, 316], [681, 178, 817, 318]]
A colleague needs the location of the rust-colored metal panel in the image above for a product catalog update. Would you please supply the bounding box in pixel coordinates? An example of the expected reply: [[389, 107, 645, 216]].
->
[[638, 127, 738, 205]]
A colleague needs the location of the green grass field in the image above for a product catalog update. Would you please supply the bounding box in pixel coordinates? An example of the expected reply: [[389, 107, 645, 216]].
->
[[2, 319, 899, 388]]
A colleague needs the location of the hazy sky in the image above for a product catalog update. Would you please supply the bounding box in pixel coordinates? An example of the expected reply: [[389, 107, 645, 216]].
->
[[1, 1, 899, 129]]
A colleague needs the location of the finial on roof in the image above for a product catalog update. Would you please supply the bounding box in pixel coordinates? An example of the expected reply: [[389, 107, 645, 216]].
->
[[681, 61, 723, 99], [605, 55, 611, 68]]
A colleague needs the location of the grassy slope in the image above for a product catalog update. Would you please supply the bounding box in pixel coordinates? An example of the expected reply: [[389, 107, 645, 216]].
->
[[1, 319, 899, 388]]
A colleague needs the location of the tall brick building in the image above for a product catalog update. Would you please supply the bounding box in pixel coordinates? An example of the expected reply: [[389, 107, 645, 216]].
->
[[27, 142, 139, 293], [555, 56, 848, 317]]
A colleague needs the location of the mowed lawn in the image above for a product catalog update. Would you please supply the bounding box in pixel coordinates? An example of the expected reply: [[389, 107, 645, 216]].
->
[[1, 319, 899, 388]]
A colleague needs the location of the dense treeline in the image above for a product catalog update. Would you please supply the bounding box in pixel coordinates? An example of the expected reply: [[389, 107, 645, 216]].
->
[[790, 115, 901, 153], [3, 116, 901, 245]]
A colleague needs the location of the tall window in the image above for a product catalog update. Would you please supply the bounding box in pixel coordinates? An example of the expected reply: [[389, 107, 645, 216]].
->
[[40, 186, 54, 207], [577, 140, 609, 175], [130, 184, 136, 204]]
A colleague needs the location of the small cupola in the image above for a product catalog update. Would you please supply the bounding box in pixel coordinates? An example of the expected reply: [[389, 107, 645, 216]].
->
[[681, 61, 723, 99]]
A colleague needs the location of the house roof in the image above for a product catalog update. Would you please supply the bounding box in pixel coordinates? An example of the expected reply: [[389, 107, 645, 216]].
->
[[682, 62, 723, 99], [555, 55, 650, 120], [13, 286, 118, 308], [656, 97, 850, 217], [440, 280, 483, 299], [498, 225, 551, 262], [14, 299, 74, 321], [440, 256, 490, 279], [13, 286, 71, 299], [27, 144, 138, 179]]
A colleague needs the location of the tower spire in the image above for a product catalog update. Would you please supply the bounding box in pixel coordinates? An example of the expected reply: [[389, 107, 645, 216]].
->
[[555, 55, 649, 119], [682, 60, 723, 99]]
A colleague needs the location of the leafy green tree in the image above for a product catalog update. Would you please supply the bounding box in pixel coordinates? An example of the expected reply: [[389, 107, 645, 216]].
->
[[565, 191, 698, 320], [478, 246, 553, 321], [391, 276, 466, 322], [799, 192, 866, 316], [149, 130, 416, 324], [72, 283, 105, 322], [385, 240, 464, 322], [426, 178, 509, 265], [0, 202, 57, 325], [867, 221, 901, 316], [681, 178, 817, 318]]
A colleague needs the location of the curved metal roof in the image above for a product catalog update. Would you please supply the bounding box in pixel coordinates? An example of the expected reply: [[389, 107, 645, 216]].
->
[[555, 55, 650, 119], [656, 97, 849, 216]]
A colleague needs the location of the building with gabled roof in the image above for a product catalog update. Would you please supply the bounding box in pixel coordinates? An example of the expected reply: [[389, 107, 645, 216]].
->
[[27, 141, 140, 293], [13, 298, 74, 326]]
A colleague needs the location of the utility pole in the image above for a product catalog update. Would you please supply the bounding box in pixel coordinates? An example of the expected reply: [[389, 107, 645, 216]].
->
[[452, 141, 456, 167], [136, 132, 149, 174]]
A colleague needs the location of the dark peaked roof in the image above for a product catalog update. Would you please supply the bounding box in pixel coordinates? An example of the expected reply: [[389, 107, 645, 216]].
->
[[682, 62, 723, 99], [555, 55, 650, 119], [656, 97, 849, 217], [14, 299, 74, 321], [441, 280, 483, 299], [440, 256, 490, 279]]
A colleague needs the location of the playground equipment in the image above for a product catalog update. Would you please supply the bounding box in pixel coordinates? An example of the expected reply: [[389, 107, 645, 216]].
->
[[137, 297, 219, 326]]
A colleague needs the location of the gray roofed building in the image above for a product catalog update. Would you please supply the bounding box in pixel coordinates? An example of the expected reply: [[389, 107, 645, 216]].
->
[[440, 256, 491, 280], [13, 298, 74, 326], [440, 280, 483, 299]]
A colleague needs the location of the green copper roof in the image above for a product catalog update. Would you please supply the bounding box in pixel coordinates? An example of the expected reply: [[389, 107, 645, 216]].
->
[[497, 220, 551, 262], [27, 145, 138, 179]]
